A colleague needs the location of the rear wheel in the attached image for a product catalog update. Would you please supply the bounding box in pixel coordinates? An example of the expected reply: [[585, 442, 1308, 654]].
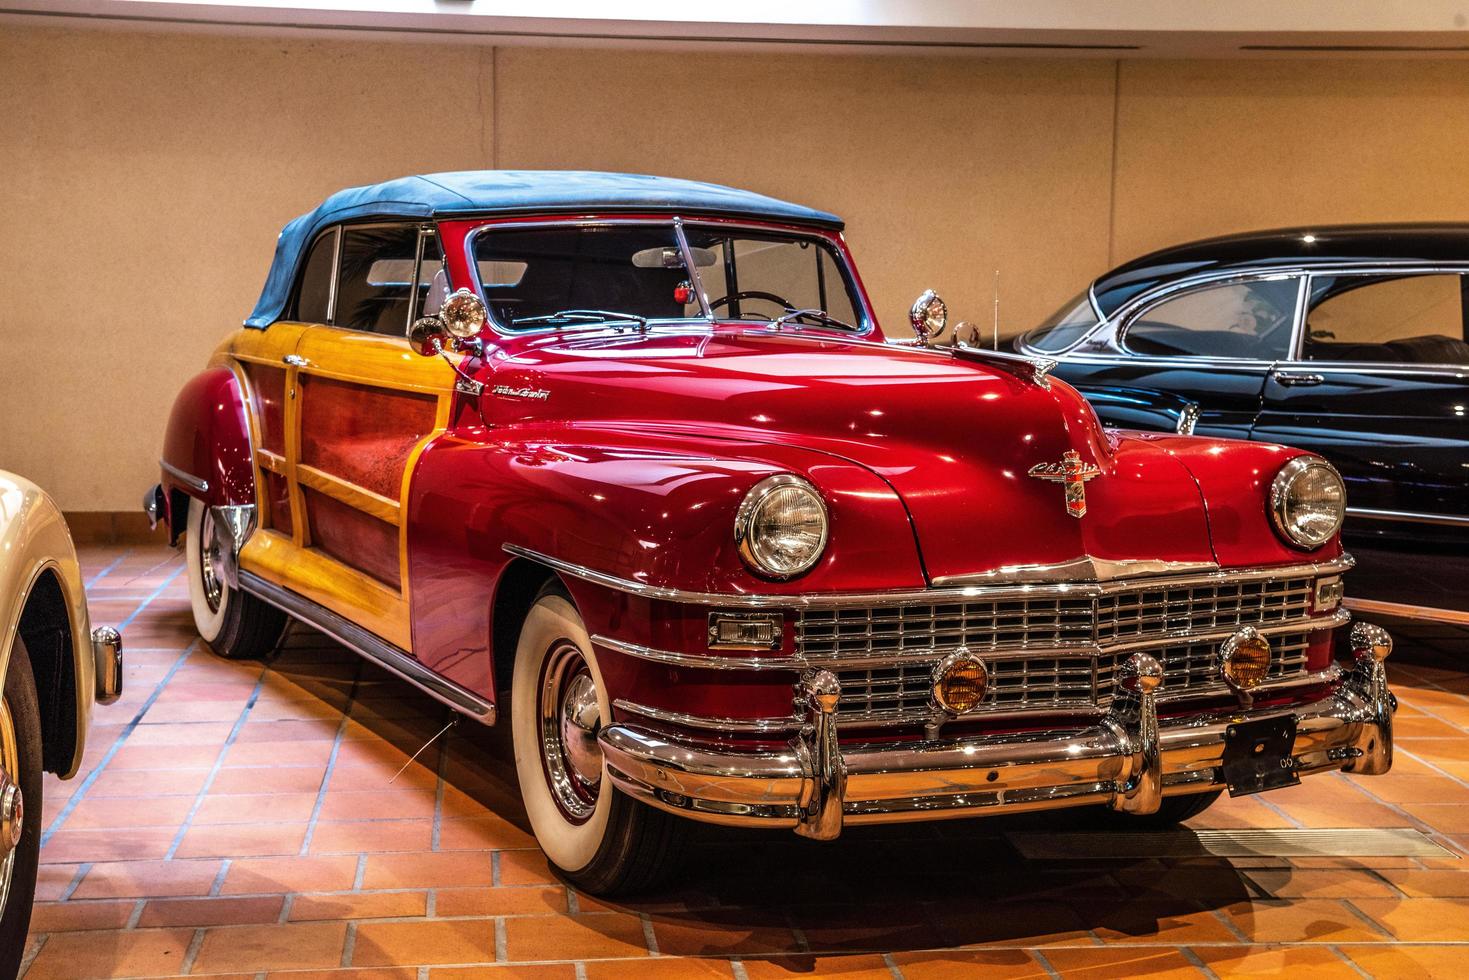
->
[[510, 586, 685, 895], [0, 636, 43, 978], [185, 497, 286, 659]]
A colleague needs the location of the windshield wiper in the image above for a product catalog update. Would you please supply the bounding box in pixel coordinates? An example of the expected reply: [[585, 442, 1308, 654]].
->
[[512, 309, 649, 330], [770, 308, 856, 332]]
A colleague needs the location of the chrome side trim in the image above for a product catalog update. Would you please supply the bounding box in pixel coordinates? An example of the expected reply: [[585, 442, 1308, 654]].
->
[[1348, 507, 1469, 528], [614, 698, 802, 732], [160, 459, 208, 495], [931, 555, 1218, 588], [238, 571, 496, 724], [594, 611, 1350, 673], [508, 543, 1354, 609], [1343, 597, 1469, 626]]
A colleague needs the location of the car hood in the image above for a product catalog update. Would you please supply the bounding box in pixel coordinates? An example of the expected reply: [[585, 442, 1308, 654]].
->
[[481, 327, 1217, 582]]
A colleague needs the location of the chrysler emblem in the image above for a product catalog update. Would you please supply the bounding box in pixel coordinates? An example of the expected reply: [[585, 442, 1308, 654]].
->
[[1028, 450, 1101, 519]]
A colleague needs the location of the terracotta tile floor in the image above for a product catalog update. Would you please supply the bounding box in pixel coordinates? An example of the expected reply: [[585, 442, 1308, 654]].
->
[[20, 544, 1469, 978]]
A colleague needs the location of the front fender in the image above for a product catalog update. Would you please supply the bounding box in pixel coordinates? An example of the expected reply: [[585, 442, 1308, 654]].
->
[[159, 367, 255, 535], [403, 426, 925, 702], [1131, 433, 1342, 567], [0, 472, 95, 779]]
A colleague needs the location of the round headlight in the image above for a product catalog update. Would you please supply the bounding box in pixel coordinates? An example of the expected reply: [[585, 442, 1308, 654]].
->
[[1270, 457, 1345, 549], [734, 475, 829, 579]]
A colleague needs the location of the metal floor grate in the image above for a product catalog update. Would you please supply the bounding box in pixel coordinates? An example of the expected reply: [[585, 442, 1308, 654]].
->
[[1006, 827, 1457, 860]]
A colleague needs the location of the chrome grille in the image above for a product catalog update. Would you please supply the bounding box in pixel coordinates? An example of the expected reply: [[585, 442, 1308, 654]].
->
[[831, 631, 1312, 723], [793, 576, 1317, 725]]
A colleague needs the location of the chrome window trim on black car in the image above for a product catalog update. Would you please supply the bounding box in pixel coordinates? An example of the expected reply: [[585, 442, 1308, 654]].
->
[[1024, 260, 1469, 373]]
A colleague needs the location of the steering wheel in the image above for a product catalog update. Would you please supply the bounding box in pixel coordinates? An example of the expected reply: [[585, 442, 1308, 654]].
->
[[708, 290, 796, 317]]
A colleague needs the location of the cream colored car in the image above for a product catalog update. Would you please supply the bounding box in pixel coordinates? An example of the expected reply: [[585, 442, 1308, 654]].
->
[[0, 471, 121, 973]]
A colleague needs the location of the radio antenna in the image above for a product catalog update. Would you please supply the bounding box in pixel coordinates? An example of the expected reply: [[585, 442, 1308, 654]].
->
[[992, 269, 1001, 350]]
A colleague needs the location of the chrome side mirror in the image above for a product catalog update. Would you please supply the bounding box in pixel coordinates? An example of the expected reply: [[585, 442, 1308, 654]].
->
[[409, 316, 447, 356], [909, 289, 947, 347], [408, 288, 488, 358]]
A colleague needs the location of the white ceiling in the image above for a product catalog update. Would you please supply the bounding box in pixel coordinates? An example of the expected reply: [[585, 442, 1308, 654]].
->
[[6, 0, 1469, 56]]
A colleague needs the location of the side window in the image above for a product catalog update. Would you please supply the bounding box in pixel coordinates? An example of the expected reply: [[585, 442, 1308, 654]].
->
[[293, 228, 337, 324], [1124, 279, 1299, 360], [1305, 274, 1469, 365], [335, 225, 431, 335]]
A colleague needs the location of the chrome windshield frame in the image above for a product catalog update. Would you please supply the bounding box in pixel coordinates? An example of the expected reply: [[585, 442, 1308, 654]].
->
[[463, 215, 873, 338]]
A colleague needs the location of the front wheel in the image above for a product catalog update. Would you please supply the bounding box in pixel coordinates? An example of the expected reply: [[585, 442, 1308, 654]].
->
[[510, 586, 685, 895], [185, 497, 286, 659], [0, 636, 43, 978]]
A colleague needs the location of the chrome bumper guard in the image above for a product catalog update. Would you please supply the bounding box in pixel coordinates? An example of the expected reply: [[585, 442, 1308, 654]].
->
[[600, 627, 1394, 839], [91, 626, 124, 705]]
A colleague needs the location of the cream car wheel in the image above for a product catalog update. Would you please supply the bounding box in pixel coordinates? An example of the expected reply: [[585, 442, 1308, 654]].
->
[[512, 594, 613, 872], [186, 498, 229, 642], [0, 696, 19, 917], [0, 636, 41, 978]]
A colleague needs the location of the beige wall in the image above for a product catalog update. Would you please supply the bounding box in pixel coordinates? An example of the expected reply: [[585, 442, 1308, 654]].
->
[[3, 26, 1469, 510]]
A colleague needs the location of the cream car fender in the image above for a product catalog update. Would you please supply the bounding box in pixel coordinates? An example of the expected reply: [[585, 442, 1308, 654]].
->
[[0, 471, 102, 780]]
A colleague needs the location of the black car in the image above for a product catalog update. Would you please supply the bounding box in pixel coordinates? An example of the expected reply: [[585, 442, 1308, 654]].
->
[[1015, 224, 1469, 624]]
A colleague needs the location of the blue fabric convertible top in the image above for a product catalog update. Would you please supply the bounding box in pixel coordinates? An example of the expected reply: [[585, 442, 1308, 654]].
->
[[245, 170, 844, 328]]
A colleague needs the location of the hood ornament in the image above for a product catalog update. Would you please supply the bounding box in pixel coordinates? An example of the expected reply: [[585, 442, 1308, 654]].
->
[[1028, 450, 1101, 518]]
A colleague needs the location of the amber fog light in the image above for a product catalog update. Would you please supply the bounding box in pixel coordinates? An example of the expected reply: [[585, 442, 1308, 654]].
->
[[1220, 627, 1272, 691], [932, 650, 989, 714]]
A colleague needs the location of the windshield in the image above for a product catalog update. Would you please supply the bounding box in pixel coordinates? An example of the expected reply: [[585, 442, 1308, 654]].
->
[[1023, 290, 1102, 353], [471, 222, 864, 332], [681, 227, 862, 329]]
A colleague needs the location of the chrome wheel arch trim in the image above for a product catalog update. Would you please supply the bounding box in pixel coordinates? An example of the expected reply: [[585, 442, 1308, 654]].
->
[[506, 542, 1354, 609]]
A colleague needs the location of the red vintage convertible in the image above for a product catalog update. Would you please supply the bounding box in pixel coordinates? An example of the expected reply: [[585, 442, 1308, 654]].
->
[[148, 171, 1394, 893]]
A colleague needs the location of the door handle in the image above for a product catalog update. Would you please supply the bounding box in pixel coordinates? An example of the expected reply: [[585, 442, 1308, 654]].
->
[[1274, 371, 1324, 387], [283, 354, 309, 367]]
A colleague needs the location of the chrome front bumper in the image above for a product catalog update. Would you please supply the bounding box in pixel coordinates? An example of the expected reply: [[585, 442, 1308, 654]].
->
[[600, 636, 1394, 839]]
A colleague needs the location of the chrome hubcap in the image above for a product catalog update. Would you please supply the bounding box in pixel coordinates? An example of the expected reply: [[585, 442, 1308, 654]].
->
[[537, 642, 603, 823], [199, 509, 223, 612], [0, 696, 20, 913]]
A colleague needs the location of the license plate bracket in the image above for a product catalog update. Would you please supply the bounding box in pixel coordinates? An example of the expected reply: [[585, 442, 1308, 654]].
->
[[1221, 715, 1300, 797]]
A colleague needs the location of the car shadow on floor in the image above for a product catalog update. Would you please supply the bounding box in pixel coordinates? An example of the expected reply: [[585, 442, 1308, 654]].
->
[[263, 625, 1262, 965]]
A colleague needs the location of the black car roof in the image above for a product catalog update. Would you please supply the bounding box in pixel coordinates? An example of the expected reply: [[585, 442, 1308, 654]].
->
[[1093, 224, 1469, 318]]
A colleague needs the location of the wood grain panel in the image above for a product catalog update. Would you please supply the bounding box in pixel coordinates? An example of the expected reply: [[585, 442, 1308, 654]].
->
[[303, 487, 401, 589], [264, 470, 293, 536], [298, 375, 437, 500], [239, 529, 408, 649]]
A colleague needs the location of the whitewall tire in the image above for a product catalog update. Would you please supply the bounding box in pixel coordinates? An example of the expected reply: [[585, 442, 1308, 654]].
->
[[511, 586, 684, 894], [184, 498, 285, 659]]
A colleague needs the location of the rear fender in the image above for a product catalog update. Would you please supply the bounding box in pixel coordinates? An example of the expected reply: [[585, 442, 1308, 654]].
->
[[159, 367, 255, 541]]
